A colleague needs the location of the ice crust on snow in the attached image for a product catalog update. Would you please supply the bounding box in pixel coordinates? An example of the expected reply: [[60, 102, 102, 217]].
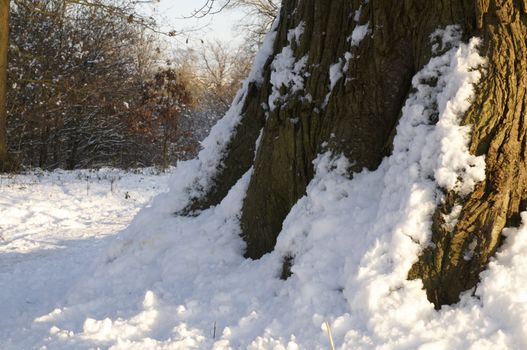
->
[[3, 24, 526, 350]]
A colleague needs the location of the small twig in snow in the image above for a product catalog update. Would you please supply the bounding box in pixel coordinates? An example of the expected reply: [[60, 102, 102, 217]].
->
[[325, 321, 336, 350], [213, 321, 217, 339]]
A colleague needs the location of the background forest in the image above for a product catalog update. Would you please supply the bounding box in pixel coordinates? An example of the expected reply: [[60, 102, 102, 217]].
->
[[5, 0, 271, 170]]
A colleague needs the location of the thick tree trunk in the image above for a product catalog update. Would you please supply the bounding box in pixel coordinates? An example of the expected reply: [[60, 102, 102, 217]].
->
[[409, 1, 527, 308], [0, 0, 9, 170], [239, 0, 477, 259], [190, 0, 527, 308]]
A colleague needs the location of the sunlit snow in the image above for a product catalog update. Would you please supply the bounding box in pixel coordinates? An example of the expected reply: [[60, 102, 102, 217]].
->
[[0, 22, 525, 350]]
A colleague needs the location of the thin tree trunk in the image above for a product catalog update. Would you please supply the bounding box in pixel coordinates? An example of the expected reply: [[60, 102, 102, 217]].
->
[[39, 126, 49, 169], [67, 140, 78, 170], [0, 0, 9, 170]]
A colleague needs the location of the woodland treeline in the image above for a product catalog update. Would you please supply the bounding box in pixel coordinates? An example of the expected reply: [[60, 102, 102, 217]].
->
[[4, 0, 259, 170]]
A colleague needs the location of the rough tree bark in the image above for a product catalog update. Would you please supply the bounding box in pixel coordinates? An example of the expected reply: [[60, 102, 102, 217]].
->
[[188, 0, 527, 309], [0, 0, 9, 170], [409, 1, 527, 308]]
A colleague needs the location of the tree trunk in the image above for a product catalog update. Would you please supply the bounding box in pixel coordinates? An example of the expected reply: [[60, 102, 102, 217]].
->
[[67, 140, 78, 170], [0, 0, 9, 170], [238, 0, 476, 259], [409, 1, 527, 308], [189, 0, 527, 308], [39, 126, 49, 169]]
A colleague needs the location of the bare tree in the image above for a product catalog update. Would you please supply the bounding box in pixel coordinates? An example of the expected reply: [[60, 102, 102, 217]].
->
[[0, 0, 165, 171], [166, 41, 252, 152], [7, 0, 166, 169], [188, 0, 279, 47], [226, 0, 279, 43], [198, 40, 251, 108]]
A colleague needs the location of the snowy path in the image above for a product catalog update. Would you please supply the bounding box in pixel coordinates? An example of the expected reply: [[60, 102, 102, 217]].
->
[[0, 169, 170, 347], [0, 234, 117, 341]]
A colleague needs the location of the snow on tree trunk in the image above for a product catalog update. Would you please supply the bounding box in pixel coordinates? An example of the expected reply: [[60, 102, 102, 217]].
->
[[186, 0, 527, 307], [409, 1, 527, 308]]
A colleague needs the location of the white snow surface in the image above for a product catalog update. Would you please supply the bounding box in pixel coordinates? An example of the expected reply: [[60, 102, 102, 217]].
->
[[0, 168, 171, 348], [1, 27, 526, 350]]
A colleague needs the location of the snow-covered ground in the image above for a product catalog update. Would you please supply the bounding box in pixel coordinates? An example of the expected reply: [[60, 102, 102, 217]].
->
[[2, 24, 527, 350], [0, 168, 171, 348]]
